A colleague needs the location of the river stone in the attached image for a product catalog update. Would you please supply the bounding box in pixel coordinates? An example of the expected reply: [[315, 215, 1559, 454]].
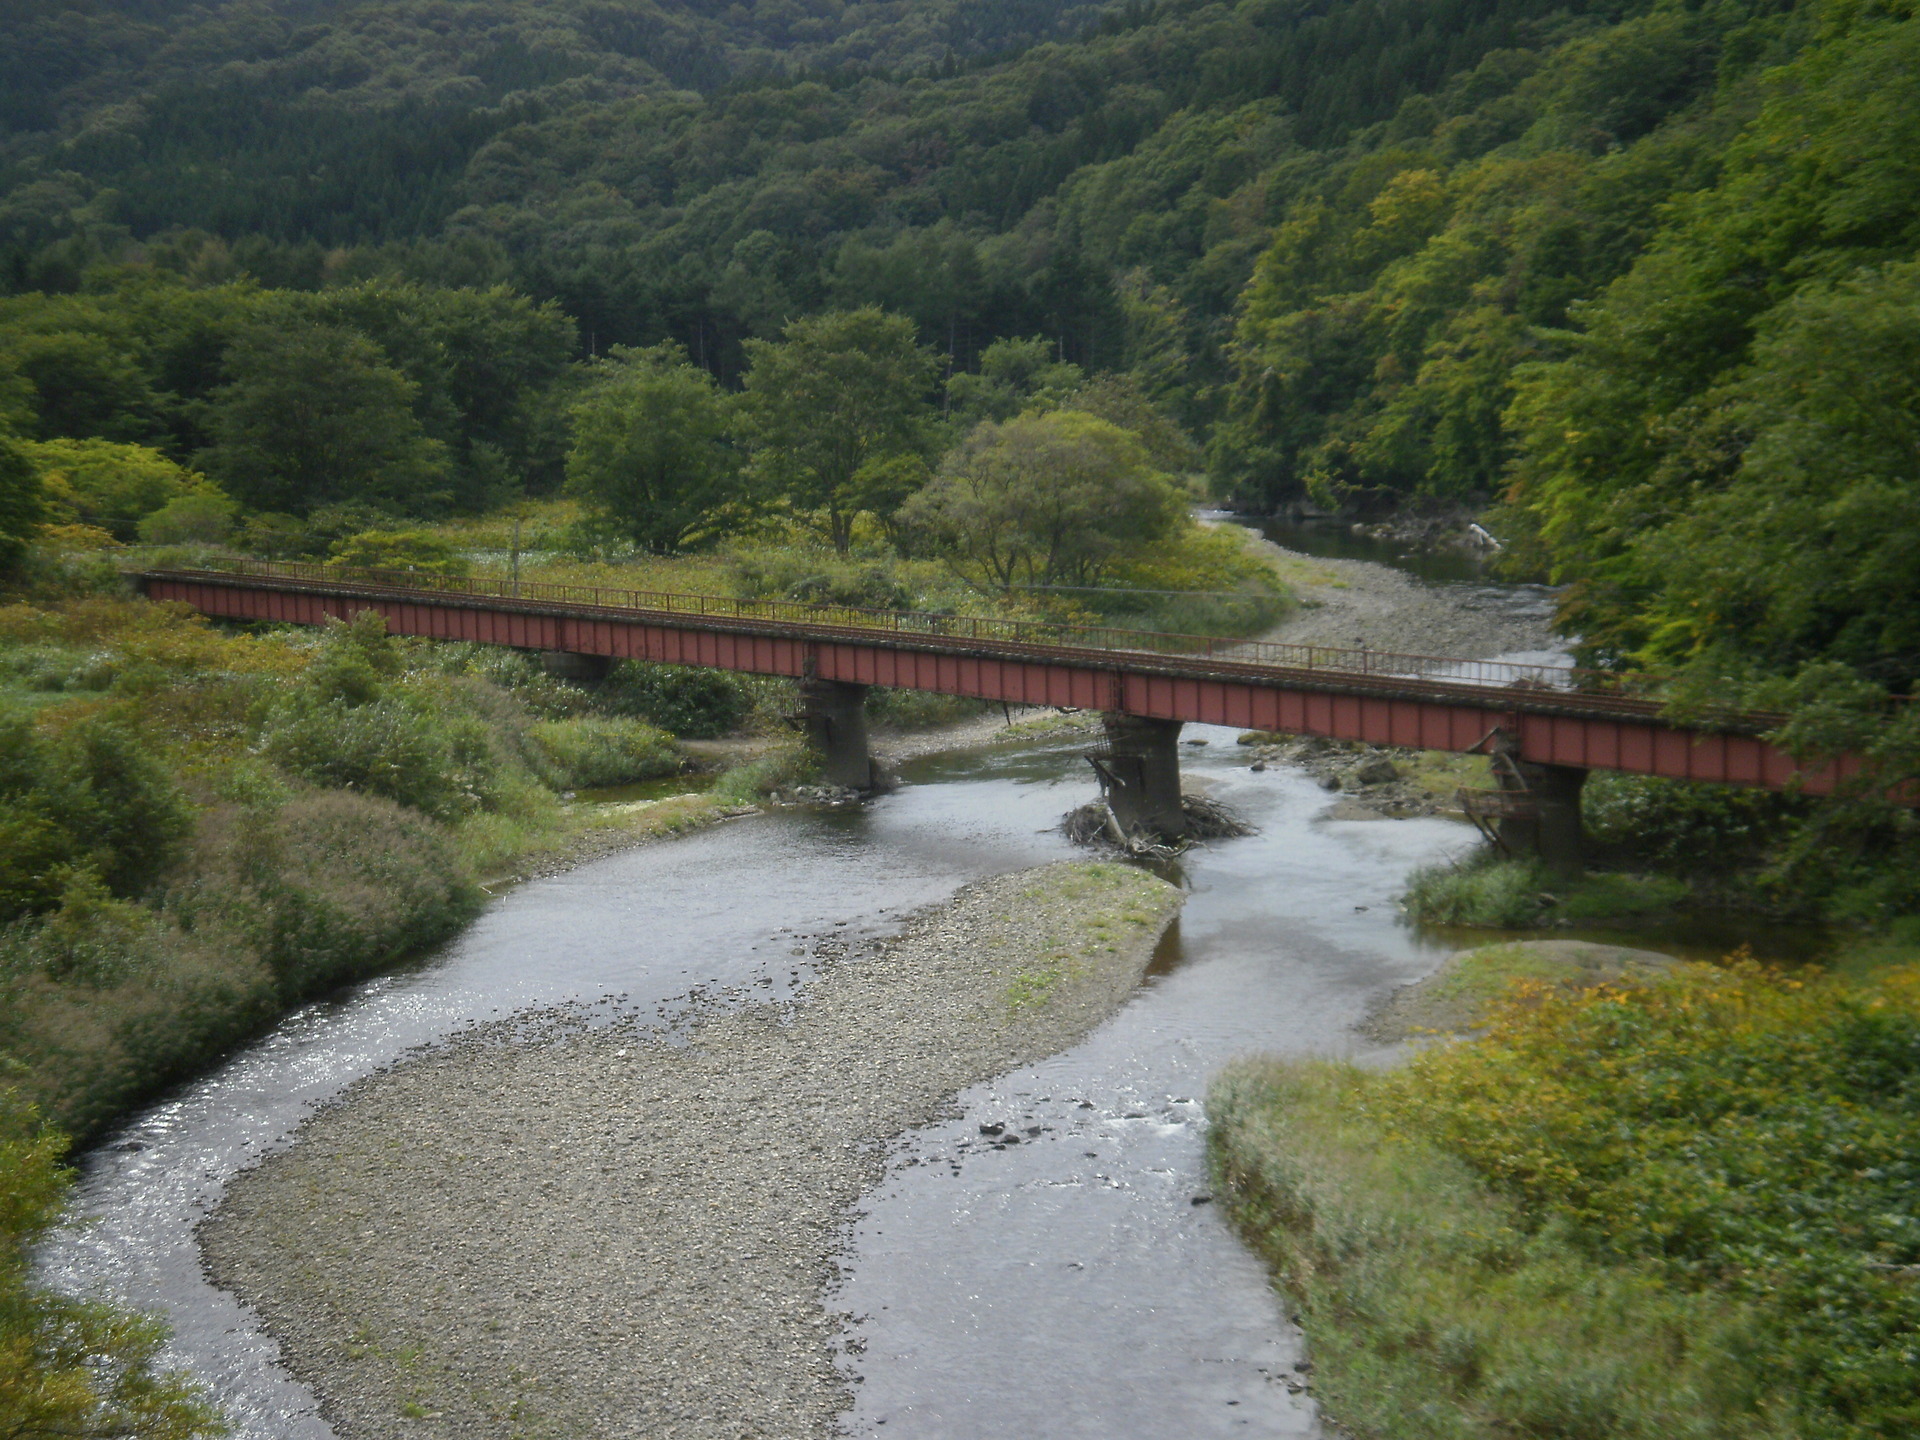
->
[[1353, 756, 1399, 787], [198, 859, 1182, 1440], [1361, 939, 1680, 1044]]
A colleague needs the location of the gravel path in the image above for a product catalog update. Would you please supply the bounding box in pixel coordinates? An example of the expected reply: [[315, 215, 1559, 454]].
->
[[1241, 530, 1560, 660], [199, 861, 1182, 1440]]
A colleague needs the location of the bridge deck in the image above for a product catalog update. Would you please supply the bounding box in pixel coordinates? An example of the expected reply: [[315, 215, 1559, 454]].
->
[[137, 563, 1853, 795]]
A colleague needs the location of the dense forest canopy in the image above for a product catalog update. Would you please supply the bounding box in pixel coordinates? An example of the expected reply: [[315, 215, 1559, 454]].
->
[[1, 0, 1916, 693]]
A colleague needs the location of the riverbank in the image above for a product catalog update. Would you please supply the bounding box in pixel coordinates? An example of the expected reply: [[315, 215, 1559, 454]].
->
[[1209, 943, 1920, 1440], [1234, 528, 1558, 660], [199, 860, 1183, 1440]]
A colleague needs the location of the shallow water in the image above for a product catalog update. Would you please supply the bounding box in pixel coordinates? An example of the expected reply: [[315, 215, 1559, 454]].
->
[[43, 727, 1469, 1438], [834, 738, 1464, 1437]]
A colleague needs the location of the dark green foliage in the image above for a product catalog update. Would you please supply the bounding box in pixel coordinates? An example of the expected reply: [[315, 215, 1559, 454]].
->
[[1583, 774, 1796, 876], [197, 321, 449, 515], [566, 343, 745, 553], [600, 661, 751, 739], [1503, 2, 1920, 679], [0, 425, 43, 573], [0, 714, 192, 922]]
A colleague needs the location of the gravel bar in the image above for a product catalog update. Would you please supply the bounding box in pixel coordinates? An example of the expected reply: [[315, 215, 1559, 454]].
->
[[1244, 531, 1559, 660], [199, 860, 1183, 1440]]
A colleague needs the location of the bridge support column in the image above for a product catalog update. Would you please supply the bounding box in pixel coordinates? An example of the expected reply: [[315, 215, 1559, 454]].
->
[[540, 651, 613, 682], [799, 678, 875, 791], [1499, 762, 1588, 874], [1097, 713, 1187, 838]]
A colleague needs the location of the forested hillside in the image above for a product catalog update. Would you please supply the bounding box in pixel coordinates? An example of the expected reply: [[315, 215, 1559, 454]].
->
[[2, 0, 1917, 694]]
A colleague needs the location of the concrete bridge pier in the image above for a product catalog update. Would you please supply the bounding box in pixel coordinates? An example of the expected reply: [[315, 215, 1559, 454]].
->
[[1500, 761, 1589, 874], [799, 678, 875, 791], [1096, 713, 1188, 838]]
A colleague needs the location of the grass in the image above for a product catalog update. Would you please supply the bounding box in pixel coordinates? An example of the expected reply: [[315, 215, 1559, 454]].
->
[[1000, 863, 1172, 1011], [1209, 1059, 1776, 1440], [1404, 851, 1691, 930], [1211, 958, 1920, 1440]]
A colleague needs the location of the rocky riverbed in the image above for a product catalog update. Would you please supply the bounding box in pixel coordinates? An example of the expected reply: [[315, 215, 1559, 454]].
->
[[199, 860, 1182, 1440], [1241, 528, 1559, 660]]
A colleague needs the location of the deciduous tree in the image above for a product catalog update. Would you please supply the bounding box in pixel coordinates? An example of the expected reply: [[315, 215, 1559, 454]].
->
[[739, 309, 939, 554], [197, 322, 448, 515], [566, 344, 744, 554], [899, 410, 1184, 590]]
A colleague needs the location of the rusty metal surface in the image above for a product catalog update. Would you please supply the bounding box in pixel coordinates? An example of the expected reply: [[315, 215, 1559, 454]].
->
[[133, 562, 1749, 727], [136, 563, 1862, 796], [138, 558, 1592, 683]]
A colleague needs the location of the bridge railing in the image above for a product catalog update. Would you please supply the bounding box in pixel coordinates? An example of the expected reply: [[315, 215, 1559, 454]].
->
[[150, 556, 1640, 697]]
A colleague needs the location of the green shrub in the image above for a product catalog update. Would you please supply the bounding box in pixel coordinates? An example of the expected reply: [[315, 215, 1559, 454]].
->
[[0, 714, 193, 921], [1551, 870, 1688, 921], [257, 694, 498, 820], [1403, 852, 1552, 928], [326, 529, 469, 577], [710, 742, 820, 802], [1583, 773, 1795, 874], [1210, 1059, 1771, 1440], [424, 643, 593, 718], [0, 1085, 226, 1438], [730, 549, 914, 609], [525, 717, 679, 789], [185, 791, 479, 998], [1405, 851, 1693, 929], [599, 660, 750, 737]]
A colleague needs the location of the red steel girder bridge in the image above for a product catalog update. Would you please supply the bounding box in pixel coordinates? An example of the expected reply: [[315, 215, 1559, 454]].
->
[[136, 561, 1854, 805]]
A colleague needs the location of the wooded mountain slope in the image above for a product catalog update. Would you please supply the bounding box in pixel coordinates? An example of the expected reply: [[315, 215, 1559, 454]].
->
[[3, 0, 1917, 688]]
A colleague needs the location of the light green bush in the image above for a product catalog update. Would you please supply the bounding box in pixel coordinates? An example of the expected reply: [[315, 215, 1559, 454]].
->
[[1403, 852, 1552, 928], [524, 717, 680, 789], [710, 741, 820, 802]]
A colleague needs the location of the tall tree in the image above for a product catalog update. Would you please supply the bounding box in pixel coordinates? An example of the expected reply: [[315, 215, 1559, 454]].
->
[[566, 343, 744, 554], [898, 409, 1184, 589], [197, 322, 448, 515], [739, 308, 939, 554]]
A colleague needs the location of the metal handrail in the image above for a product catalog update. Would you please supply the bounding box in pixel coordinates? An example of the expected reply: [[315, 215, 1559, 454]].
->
[[150, 557, 1920, 711], [143, 556, 1642, 696]]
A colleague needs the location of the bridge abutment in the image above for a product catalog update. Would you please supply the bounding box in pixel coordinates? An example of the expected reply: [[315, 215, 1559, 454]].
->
[[799, 678, 875, 791], [1096, 714, 1188, 838]]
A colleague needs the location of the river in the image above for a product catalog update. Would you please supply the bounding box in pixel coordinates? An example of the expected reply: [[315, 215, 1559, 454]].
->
[[43, 719, 1479, 1438]]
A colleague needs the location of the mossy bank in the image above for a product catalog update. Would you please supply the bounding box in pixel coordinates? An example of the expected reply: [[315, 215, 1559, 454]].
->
[[200, 860, 1182, 1440]]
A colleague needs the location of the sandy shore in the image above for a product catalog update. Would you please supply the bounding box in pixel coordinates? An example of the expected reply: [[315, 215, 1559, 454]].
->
[[200, 861, 1182, 1440]]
